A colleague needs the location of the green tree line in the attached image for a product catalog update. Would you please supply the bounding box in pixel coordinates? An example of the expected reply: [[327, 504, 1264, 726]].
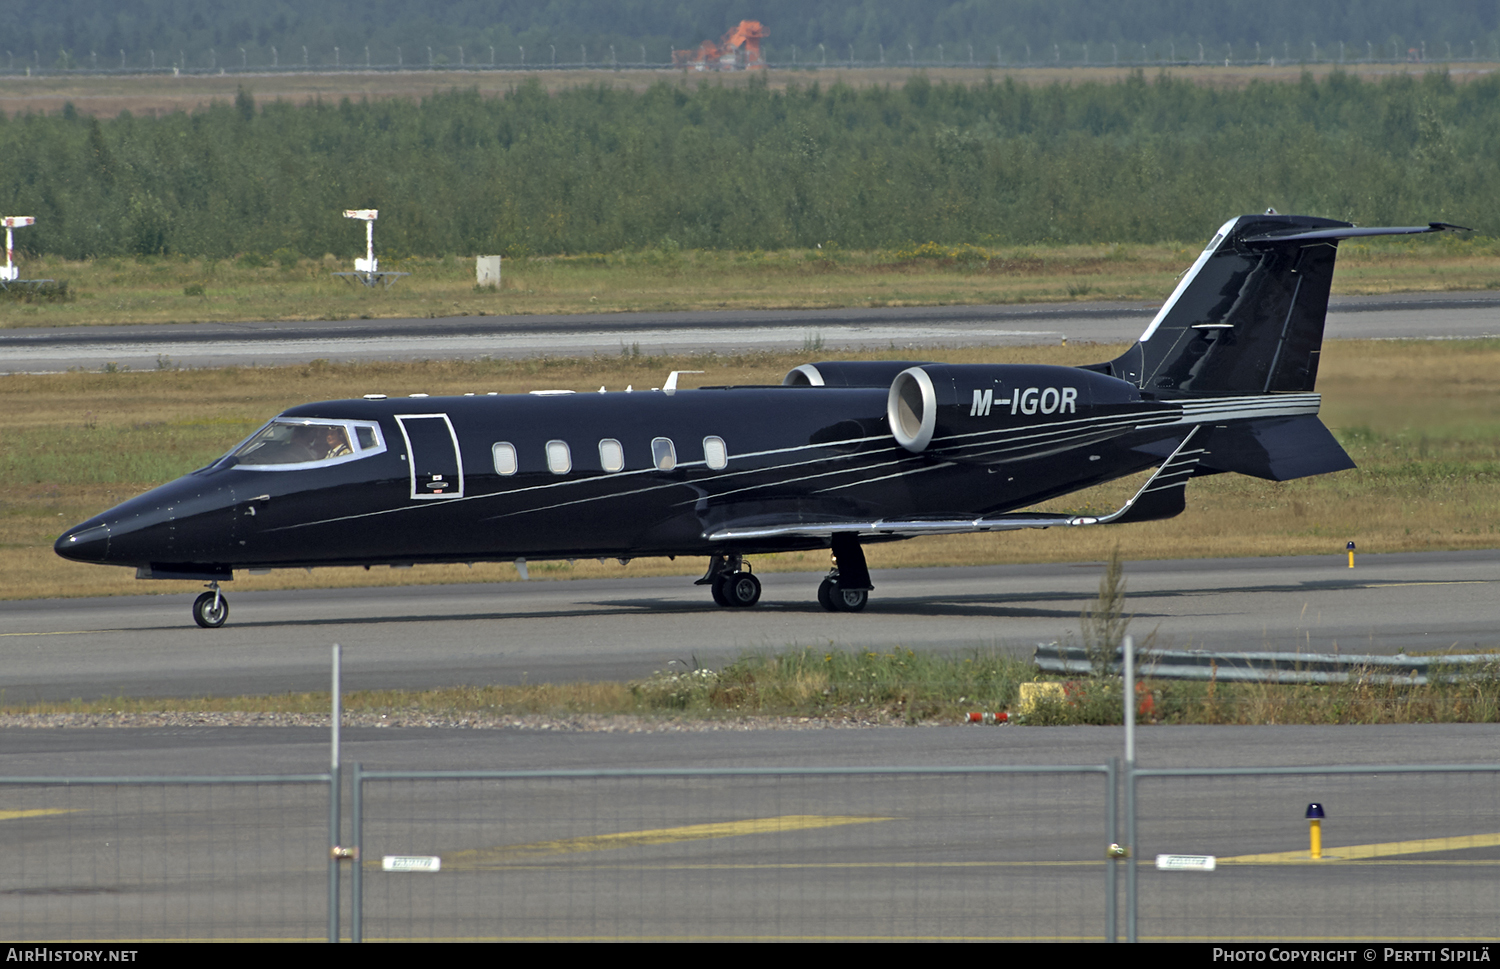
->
[[5, 0, 1497, 71], [1, 70, 1494, 259]]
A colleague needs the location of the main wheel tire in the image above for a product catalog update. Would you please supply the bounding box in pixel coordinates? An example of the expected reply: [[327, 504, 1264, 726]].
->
[[817, 577, 837, 612], [724, 571, 762, 608], [710, 574, 732, 607], [834, 587, 868, 612], [192, 591, 228, 628]]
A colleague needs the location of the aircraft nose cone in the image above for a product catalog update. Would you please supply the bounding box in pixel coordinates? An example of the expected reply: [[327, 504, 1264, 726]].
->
[[55, 522, 111, 563]]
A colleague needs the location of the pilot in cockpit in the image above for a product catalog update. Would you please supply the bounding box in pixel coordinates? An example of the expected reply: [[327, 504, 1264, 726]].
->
[[321, 426, 353, 459]]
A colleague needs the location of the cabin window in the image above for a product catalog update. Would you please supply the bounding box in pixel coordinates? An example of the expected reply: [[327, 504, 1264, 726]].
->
[[492, 442, 518, 475], [230, 419, 384, 470], [599, 439, 624, 473], [546, 440, 572, 475], [651, 437, 677, 471], [703, 436, 728, 470]]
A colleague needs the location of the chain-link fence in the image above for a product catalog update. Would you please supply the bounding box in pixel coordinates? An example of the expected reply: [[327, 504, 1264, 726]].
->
[[0, 775, 333, 942], [1129, 765, 1500, 943], [4, 763, 1497, 941], [351, 765, 1118, 942]]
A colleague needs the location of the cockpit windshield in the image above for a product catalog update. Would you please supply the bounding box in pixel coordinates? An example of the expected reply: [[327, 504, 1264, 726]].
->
[[228, 419, 385, 469]]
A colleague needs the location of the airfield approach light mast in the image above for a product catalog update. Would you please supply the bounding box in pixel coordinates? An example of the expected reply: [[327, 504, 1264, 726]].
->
[[2, 216, 35, 282], [334, 209, 409, 288], [344, 209, 378, 273]]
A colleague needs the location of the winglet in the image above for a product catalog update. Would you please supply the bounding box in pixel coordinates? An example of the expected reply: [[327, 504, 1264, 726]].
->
[[1092, 428, 1205, 525]]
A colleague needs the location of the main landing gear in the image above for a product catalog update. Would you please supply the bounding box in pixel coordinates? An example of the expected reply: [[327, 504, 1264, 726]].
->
[[700, 534, 874, 612], [699, 553, 762, 608], [192, 582, 228, 628], [818, 533, 872, 613]]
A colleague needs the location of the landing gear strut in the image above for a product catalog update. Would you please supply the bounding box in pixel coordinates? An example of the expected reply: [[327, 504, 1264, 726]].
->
[[192, 582, 228, 628], [698, 553, 761, 608], [819, 534, 872, 612]]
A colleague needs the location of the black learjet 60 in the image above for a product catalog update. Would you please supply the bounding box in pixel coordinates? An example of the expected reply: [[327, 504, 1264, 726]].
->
[[56, 213, 1464, 627]]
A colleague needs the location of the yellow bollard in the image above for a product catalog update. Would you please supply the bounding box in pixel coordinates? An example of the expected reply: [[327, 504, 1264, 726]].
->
[[1346, 541, 1356, 569], [1306, 803, 1325, 859]]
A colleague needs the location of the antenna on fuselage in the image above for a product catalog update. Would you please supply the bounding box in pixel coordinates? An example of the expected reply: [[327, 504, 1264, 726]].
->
[[663, 370, 705, 395]]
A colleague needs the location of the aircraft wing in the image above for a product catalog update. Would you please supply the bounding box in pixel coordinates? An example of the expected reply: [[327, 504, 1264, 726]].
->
[[706, 429, 1204, 542]]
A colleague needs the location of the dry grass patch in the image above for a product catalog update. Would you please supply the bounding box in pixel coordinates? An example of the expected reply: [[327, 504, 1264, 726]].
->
[[6, 235, 1496, 329]]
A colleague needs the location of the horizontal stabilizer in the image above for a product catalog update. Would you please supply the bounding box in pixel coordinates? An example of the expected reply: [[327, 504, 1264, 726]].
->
[[1239, 222, 1470, 243], [1196, 416, 1355, 481]]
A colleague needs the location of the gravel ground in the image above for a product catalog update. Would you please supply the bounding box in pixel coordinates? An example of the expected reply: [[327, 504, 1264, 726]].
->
[[0, 711, 954, 731]]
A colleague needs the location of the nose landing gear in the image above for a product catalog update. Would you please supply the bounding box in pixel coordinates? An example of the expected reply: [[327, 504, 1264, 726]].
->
[[192, 582, 228, 628]]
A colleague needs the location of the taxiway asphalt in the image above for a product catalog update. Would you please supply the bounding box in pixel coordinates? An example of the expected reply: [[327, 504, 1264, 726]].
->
[[3, 550, 1497, 703], [4, 292, 1499, 372]]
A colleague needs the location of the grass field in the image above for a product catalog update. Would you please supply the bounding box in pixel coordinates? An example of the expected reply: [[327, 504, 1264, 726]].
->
[[5, 234, 1498, 330], [5, 339, 1499, 600]]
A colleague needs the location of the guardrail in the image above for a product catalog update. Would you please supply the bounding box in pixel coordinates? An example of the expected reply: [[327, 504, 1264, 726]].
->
[[1035, 642, 1500, 684]]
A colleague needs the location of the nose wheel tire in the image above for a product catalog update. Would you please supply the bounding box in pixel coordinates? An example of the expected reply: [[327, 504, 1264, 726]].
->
[[717, 571, 761, 608], [192, 591, 228, 628]]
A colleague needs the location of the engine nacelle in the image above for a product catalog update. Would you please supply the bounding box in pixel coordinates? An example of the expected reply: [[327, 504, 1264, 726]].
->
[[783, 360, 933, 388], [887, 364, 1136, 454]]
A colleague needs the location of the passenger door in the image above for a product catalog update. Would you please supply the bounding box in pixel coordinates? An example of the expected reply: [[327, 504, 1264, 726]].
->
[[395, 414, 465, 500]]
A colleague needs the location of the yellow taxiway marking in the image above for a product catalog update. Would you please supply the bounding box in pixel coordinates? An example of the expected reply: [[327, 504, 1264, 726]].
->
[[1364, 581, 1488, 588], [0, 809, 77, 821], [443, 859, 1103, 872], [1223, 831, 1500, 864], [439, 815, 895, 869]]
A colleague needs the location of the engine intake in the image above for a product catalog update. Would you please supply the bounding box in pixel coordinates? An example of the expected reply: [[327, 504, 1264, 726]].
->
[[888, 367, 938, 452]]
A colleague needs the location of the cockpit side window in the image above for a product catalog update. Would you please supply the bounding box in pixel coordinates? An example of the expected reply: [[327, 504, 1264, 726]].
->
[[230, 419, 386, 470]]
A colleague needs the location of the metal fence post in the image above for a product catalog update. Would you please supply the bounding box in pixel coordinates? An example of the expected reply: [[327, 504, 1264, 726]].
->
[[328, 644, 343, 943], [1106, 756, 1118, 942], [1126, 761, 1138, 943], [329, 762, 341, 942], [352, 761, 363, 943]]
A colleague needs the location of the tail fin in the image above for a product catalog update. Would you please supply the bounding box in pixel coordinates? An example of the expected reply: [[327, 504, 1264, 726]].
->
[[1100, 214, 1464, 397]]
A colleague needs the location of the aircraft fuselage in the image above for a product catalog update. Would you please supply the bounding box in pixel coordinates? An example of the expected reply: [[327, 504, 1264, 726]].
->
[[60, 364, 1167, 576]]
